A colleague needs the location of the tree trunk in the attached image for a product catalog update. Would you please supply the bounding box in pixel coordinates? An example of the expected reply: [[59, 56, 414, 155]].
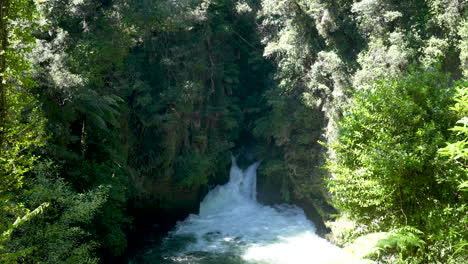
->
[[0, 0, 8, 147]]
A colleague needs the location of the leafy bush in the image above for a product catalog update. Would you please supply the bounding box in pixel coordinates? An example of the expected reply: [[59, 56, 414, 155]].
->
[[327, 68, 466, 262], [3, 163, 107, 264], [344, 226, 425, 262], [438, 80, 468, 190]]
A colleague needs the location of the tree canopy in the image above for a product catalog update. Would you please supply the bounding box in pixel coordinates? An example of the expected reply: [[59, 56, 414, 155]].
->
[[0, 0, 466, 263]]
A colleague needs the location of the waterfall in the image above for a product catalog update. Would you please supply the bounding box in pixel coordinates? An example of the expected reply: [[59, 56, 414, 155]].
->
[[134, 157, 363, 264]]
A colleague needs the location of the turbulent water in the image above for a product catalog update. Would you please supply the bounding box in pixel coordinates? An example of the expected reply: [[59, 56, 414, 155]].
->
[[132, 158, 358, 264]]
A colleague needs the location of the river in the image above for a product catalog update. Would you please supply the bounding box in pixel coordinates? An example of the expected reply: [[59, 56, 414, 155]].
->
[[131, 157, 361, 264]]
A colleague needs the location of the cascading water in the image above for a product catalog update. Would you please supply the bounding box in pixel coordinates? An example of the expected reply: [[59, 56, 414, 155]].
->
[[132, 157, 361, 264]]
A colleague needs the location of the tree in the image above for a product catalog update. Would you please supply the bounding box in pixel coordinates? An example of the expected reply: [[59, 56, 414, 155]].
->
[[0, 1, 45, 259], [327, 68, 466, 262], [0, 1, 110, 262], [7, 165, 107, 264]]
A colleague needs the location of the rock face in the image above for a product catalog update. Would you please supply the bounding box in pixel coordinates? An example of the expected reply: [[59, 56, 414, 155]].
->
[[126, 176, 207, 258], [256, 166, 334, 237]]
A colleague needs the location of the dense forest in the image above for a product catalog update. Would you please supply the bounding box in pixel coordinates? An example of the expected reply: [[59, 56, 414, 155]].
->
[[0, 0, 466, 263]]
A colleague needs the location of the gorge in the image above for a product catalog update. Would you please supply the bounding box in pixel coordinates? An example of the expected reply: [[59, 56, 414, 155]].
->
[[0, 1, 466, 263], [131, 157, 355, 264]]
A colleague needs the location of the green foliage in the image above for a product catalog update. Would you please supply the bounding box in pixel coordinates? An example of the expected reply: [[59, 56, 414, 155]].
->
[[0, 1, 110, 262], [439, 81, 468, 173], [7, 163, 107, 264], [0, 0, 47, 261], [0, 0, 43, 197], [29, 0, 135, 257], [329, 68, 455, 224], [0, 86, 45, 205], [254, 0, 465, 231], [327, 68, 467, 262], [2, 1, 466, 263], [435, 80, 468, 262], [371, 228, 425, 260], [254, 0, 467, 260], [345, 226, 425, 262], [254, 0, 357, 218], [174, 152, 212, 187], [78, 160, 131, 256], [122, 0, 268, 202], [459, 20, 468, 77], [0, 203, 49, 263], [26, 0, 271, 260]]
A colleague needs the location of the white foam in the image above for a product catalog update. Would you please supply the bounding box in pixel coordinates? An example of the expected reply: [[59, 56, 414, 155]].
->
[[167, 157, 360, 263]]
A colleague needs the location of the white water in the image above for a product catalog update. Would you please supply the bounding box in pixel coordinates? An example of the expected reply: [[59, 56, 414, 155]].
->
[[152, 157, 360, 264]]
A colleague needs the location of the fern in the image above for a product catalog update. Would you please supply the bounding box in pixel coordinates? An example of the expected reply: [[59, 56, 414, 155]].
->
[[373, 227, 425, 257], [345, 226, 425, 262]]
